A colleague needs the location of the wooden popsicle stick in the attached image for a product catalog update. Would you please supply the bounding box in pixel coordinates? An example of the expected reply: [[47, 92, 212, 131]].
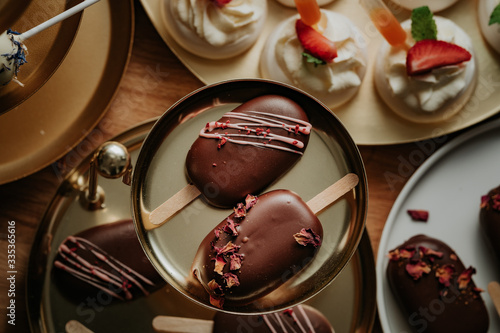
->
[[148, 184, 201, 228], [65, 320, 94, 333], [488, 281, 500, 317], [307, 173, 359, 215], [152, 316, 213, 333]]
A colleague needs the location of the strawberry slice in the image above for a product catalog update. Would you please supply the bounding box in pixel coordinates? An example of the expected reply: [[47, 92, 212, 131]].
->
[[406, 39, 471, 76], [295, 19, 337, 63], [211, 0, 232, 7]]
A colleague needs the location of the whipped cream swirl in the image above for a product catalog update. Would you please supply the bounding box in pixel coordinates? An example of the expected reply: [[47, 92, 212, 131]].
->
[[171, 0, 266, 47], [384, 17, 474, 112], [274, 11, 366, 95]]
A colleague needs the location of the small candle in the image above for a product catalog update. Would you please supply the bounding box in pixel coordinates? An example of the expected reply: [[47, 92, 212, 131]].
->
[[294, 0, 322, 27], [359, 0, 407, 46]]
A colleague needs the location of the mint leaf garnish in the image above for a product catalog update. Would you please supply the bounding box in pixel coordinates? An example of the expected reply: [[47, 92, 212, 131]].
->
[[489, 4, 500, 25], [302, 52, 325, 67], [411, 6, 437, 42]]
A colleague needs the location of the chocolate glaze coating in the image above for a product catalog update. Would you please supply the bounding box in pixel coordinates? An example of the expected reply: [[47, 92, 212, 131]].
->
[[191, 190, 322, 307], [186, 94, 310, 208], [386, 234, 488, 333], [213, 304, 334, 333], [52, 219, 164, 303], [480, 185, 500, 261]]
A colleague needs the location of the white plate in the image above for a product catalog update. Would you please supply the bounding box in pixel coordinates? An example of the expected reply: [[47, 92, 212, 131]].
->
[[376, 117, 500, 332]]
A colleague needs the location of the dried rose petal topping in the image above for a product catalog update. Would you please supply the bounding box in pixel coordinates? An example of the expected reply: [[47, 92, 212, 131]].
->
[[480, 195, 490, 209], [493, 194, 500, 211], [407, 209, 429, 222], [215, 241, 240, 255], [210, 295, 224, 309], [421, 246, 443, 260], [406, 260, 431, 280], [208, 279, 223, 294], [234, 203, 247, 218], [435, 264, 455, 287], [457, 266, 476, 289], [450, 253, 458, 261], [223, 273, 240, 288], [223, 218, 239, 236], [213, 255, 226, 275], [229, 253, 243, 271], [293, 228, 321, 248], [245, 194, 258, 210], [388, 248, 416, 261]]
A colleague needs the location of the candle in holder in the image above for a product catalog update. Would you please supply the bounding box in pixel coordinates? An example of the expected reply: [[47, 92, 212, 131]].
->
[[359, 0, 407, 46]]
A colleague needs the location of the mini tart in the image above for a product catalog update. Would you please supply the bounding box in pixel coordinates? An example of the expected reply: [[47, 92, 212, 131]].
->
[[389, 0, 460, 12], [478, 0, 500, 54], [260, 10, 367, 109], [162, 0, 267, 60], [374, 16, 477, 123]]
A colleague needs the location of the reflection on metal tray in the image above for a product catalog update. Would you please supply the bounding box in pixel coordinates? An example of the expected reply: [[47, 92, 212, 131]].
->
[[0, 0, 134, 185], [140, 0, 500, 145], [26, 118, 376, 333]]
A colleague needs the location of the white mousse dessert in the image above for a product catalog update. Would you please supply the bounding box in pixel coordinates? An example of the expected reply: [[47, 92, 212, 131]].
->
[[374, 16, 477, 123], [260, 10, 367, 109], [0, 30, 27, 86], [162, 0, 267, 60], [478, 0, 500, 54]]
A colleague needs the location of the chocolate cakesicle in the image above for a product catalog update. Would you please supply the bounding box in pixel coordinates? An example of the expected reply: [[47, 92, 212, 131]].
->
[[52, 219, 165, 303], [386, 234, 489, 333], [148, 94, 311, 227], [192, 190, 323, 308], [152, 304, 335, 333], [480, 185, 500, 261]]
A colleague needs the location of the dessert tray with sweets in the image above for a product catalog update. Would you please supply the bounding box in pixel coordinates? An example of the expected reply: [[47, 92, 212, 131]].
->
[[0, 0, 133, 185], [140, 0, 500, 145], [26, 115, 376, 332], [377, 116, 500, 332]]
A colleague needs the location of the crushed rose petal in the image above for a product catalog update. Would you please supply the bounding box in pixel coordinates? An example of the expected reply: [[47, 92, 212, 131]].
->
[[234, 203, 247, 218], [208, 279, 223, 294], [293, 228, 321, 248], [223, 273, 240, 288], [406, 260, 431, 280], [245, 194, 258, 210], [210, 295, 224, 309], [223, 218, 239, 236], [229, 253, 243, 270], [457, 266, 476, 289], [421, 246, 443, 260], [213, 255, 226, 275], [480, 195, 490, 209], [435, 264, 455, 287], [407, 209, 429, 222]]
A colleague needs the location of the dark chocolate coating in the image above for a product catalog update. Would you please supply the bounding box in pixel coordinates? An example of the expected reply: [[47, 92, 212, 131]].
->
[[52, 219, 164, 303], [213, 304, 334, 333], [480, 185, 500, 261], [386, 234, 488, 333], [186, 95, 310, 208], [191, 190, 322, 307]]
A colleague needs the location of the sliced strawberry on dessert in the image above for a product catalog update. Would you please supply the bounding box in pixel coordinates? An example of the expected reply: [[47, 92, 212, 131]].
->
[[295, 19, 337, 64], [211, 0, 232, 7], [406, 39, 471, 76]]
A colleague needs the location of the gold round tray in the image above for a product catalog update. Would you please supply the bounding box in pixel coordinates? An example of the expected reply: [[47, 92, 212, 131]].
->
[[26, 118, 376, 333], [0, 0, 82, 115], [140, 0, 500, 145], [0, 0, 134, 185]]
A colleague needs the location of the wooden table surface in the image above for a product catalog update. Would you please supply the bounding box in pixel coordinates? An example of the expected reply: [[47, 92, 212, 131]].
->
[[0, 1, 495, 331]]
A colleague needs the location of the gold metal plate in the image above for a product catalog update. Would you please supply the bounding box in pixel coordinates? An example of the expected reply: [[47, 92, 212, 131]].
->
[[0, 0, 134, 185], [131, 79, 368, 313], [26, 118, 375, 333], [140, 0, 500, 145], [0, 0, 82, 115]]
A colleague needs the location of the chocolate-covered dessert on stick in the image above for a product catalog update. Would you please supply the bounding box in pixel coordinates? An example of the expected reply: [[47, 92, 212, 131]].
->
[[480, 185, 500, 261], [191, 173, 358, 309], [152, 304, 334, 333], [148, 94, 312, 228], [52, 219, 165, 302], [386, 234, 489, 333]]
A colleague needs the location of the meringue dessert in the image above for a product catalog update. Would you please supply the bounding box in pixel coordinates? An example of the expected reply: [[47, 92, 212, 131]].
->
[[374, 7, 477, 123], [260, 10, 367, 109], [478, 0, 500, 54], [162, 0, 267, 60], [0, 30, 27, 86]]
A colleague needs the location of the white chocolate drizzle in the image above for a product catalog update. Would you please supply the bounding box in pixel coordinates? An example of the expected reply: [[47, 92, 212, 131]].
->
[[261, 305, 318, 332], [199, 110, 311, 155], [54, 236, 155, 301]]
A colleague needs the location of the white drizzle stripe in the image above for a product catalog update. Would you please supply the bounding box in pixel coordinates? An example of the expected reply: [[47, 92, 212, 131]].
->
[[54, 236, 156, 300], [199, 110, 311, 155], [261, 305, 315, 333]]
